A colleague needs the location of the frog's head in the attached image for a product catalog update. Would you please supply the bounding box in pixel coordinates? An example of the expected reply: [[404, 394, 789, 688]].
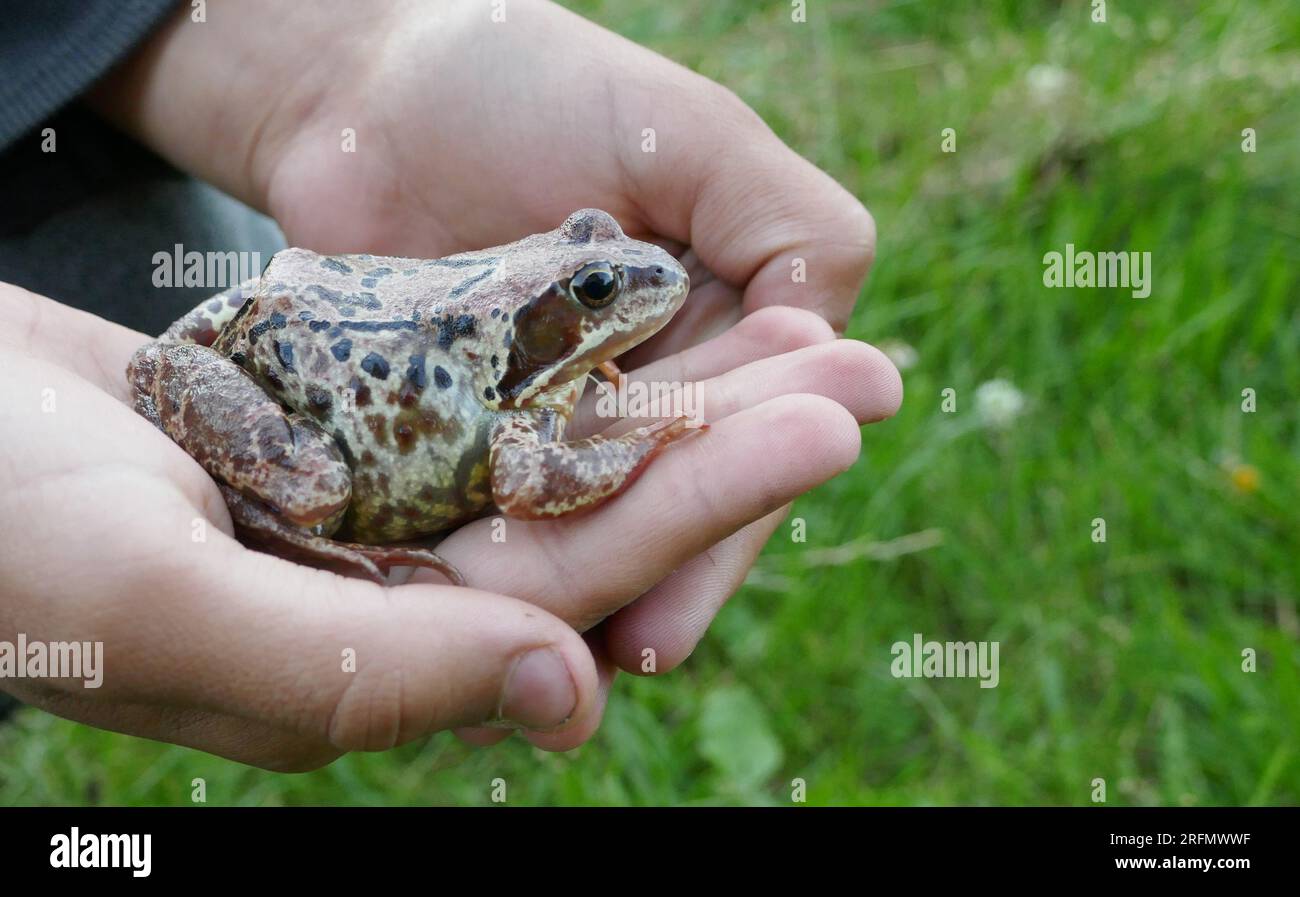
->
[[494, 209, 689, 406]]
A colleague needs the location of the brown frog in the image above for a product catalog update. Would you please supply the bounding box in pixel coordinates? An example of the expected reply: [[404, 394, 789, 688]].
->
[[128, 210, 694, 585]]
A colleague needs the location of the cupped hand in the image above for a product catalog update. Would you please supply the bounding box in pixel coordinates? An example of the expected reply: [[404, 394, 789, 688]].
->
[[1, 285, 598, 770], [1, 284, 897, 763], [86, 0, 901, 751]]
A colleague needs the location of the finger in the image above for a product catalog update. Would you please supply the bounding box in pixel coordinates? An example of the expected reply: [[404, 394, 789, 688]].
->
[[575, 304, 835, 434], [522, 628, 619, 752], [0, 282, 147, 401], [455, 631, 621, 750], [439, 393, 861, 628], [92, 540, 600, 749], [579, 336, 902, 442], [586, 340, 900, 664], [621, 86, 875, 330], [681, 338, 903, 426], [604, 508, 787, 675]]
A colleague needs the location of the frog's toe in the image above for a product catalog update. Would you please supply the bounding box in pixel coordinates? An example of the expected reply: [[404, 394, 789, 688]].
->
[[341, 545, 466, 588], [219, 485, 389, 585]]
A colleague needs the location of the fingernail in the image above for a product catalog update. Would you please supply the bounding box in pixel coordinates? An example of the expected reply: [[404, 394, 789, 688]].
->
[[498, 648, 577, 730]]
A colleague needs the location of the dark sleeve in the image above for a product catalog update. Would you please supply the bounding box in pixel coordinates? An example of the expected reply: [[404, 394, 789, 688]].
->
[[0, 0, 179, 150]]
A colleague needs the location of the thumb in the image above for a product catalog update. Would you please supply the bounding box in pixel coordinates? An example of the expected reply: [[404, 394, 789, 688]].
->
[[117, 541, 598, 749], [624, 80, 875, 331]]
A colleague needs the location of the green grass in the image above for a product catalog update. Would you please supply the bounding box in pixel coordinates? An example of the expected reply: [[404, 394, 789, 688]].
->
[[3, 0, 1297, 806]]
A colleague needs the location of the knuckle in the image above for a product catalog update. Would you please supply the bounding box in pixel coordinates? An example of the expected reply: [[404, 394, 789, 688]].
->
[[741, 306, 836, 355], [703, 80, 769, 132], [324, 664, 408, 753], [834, 196, 878, 280]]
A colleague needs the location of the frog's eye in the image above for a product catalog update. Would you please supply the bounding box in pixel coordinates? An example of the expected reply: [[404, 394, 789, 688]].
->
[[569, 262, 622, 309]]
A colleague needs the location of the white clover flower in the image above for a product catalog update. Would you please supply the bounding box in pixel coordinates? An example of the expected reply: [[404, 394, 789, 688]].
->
[[975, 379, 1026, 428], [1026, 64, 1069, 102], [877, 339, 918, 372]]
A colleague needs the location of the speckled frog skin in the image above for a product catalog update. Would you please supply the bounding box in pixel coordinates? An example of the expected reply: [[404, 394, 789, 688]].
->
[[128, 210, 693, 585]]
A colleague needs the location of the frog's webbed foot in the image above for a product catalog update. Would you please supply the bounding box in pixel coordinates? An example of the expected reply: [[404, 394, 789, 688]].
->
[[220, 486, 466, 587], [489, 413, 703, 520]]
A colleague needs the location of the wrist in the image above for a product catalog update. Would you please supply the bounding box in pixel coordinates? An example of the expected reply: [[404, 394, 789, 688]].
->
[[85, 0, 404, 213]]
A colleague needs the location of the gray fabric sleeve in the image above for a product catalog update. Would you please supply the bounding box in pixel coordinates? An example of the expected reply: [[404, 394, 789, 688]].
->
[[0, 0, 179, 150]]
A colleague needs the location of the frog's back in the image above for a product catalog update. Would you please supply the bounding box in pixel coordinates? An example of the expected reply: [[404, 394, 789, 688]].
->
[[257, 247, 503, 319], [213, 247, 502, 542]]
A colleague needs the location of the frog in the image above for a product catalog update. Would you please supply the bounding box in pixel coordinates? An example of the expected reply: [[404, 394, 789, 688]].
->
[[128, 209, 695, 586]]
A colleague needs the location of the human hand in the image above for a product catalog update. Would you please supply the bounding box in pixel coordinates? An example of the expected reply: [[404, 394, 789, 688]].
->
[[0, 285, 600, 769], [88, 0, 901, 744], [0, 285, 897, 762]]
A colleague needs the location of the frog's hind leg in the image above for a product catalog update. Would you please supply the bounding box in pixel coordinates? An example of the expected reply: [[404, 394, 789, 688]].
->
[[219, 486, 466, 587], [160, 279, 259, 346], [128, 341, 352, 529]]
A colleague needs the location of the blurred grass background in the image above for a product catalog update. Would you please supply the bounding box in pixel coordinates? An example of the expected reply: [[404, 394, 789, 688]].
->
[[2, 0, 1297, 806]]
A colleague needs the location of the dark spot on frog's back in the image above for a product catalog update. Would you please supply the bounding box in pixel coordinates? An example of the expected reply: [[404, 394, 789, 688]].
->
[[449, 267, 494, 299], [308, 319, 331, 333], [305, 384, 332, 415], [365, 414, 389, 446], [436, 313, 477, 349], [330, 338, 352, 361], [393, 420, 416, 454], [406, 353, 427, 389], [360, 352, 390, 380], [307, 283, 381, 312], [434, 366, 453, 389], [274, 340, 294, 371], [321, 258, 352, 275], [424, 255, 499, 269], [337, 319, 418, 333], [206, 299, 223, 314], [348, 377, 372, 407]]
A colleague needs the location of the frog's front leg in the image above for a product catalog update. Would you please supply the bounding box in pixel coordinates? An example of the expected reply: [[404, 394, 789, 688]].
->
[[129, 341, 463, 586], [489, 410, 701, 520]]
